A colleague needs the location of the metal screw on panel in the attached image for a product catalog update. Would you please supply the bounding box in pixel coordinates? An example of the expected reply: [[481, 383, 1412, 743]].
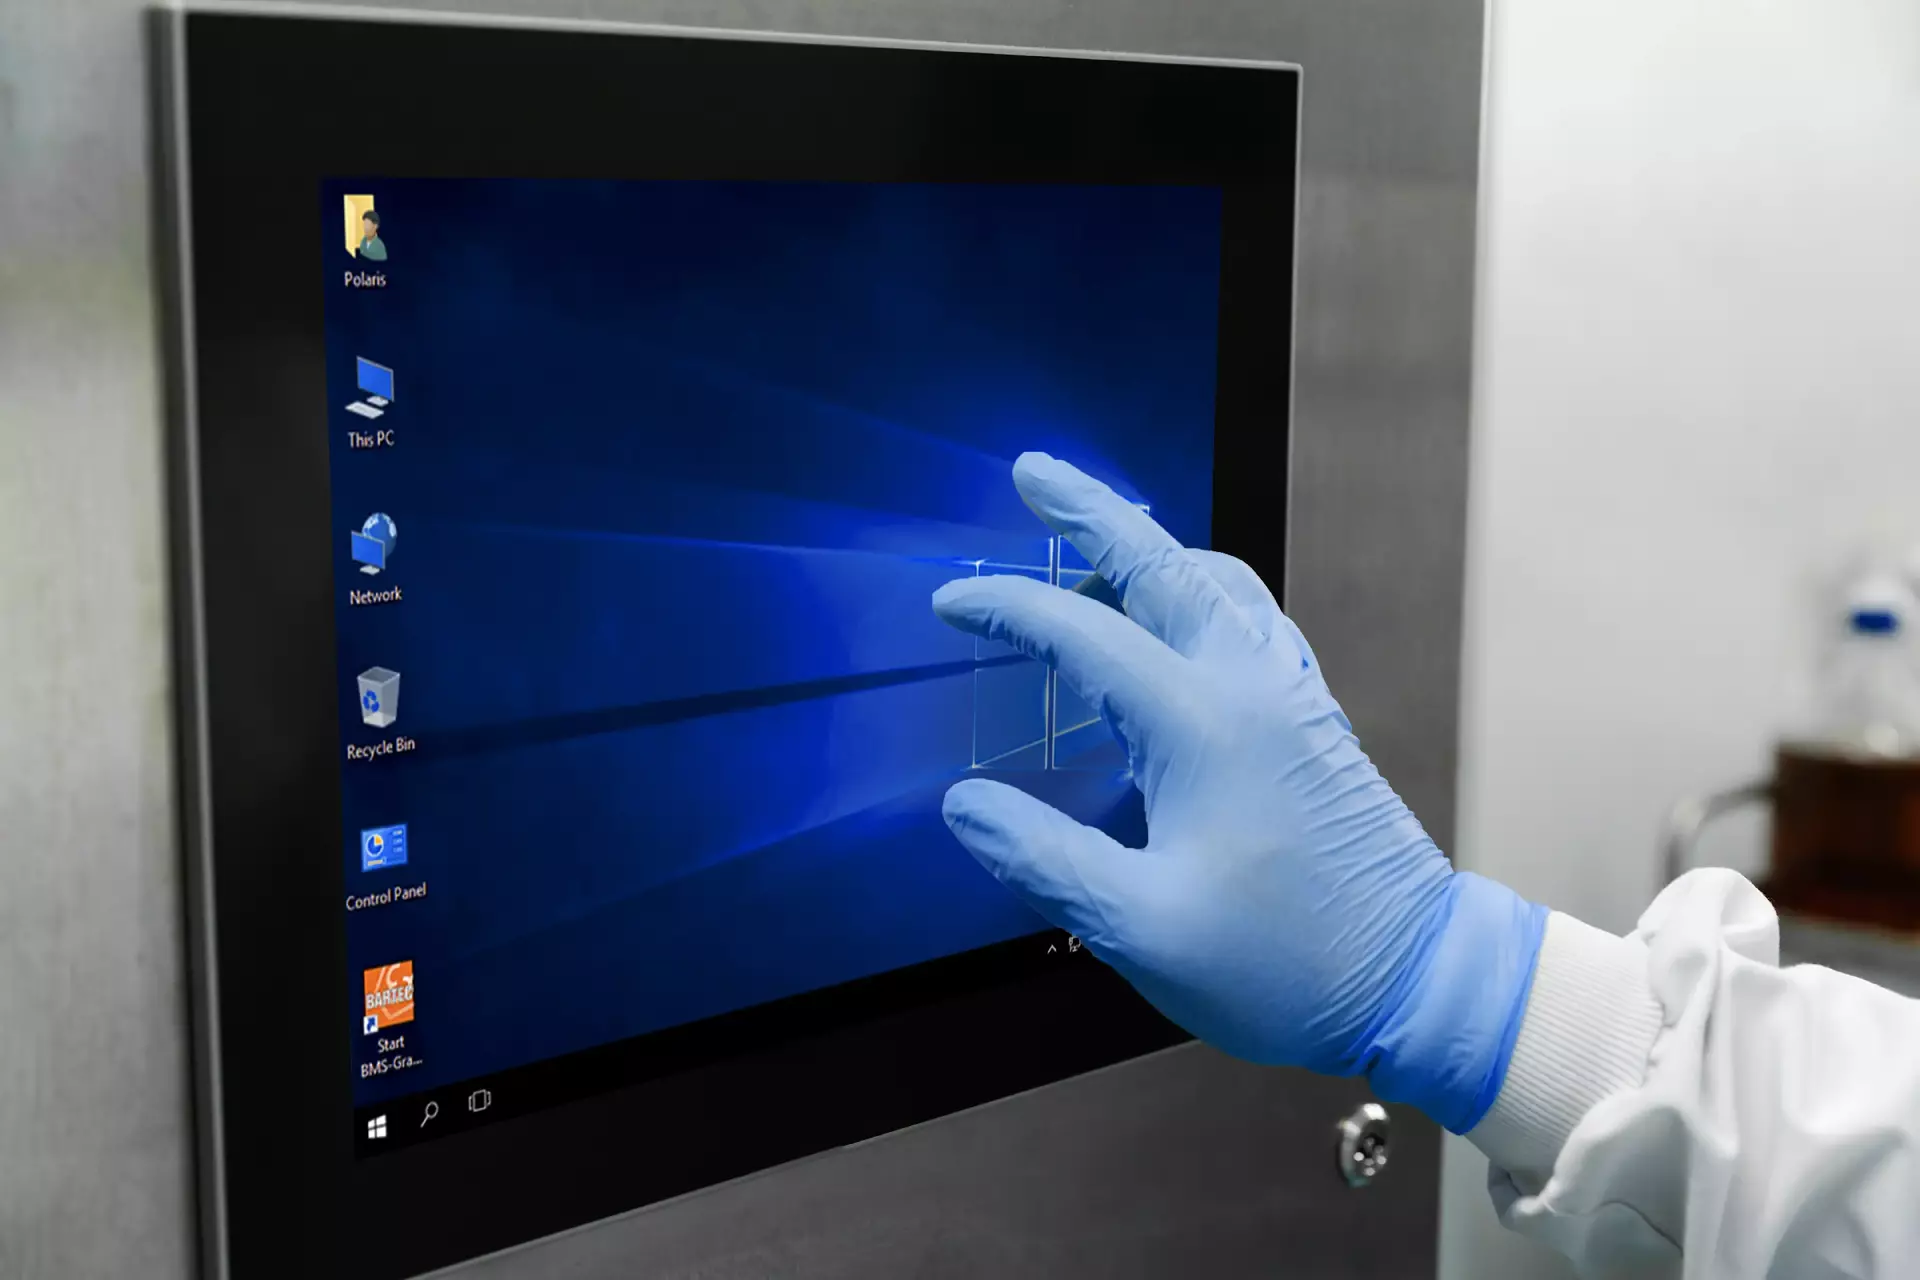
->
[[1336, 1102, 1391, 1187]]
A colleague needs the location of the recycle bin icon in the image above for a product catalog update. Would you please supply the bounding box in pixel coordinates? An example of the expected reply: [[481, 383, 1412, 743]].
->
[[357, 666, 401, 728]]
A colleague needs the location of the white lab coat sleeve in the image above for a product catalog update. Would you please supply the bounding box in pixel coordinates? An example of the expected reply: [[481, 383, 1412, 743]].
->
[[1465, 867, 1920, 1279]]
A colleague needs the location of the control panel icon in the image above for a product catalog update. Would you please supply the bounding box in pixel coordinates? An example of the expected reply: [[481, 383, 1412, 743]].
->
[[360, 823, 408, 871]]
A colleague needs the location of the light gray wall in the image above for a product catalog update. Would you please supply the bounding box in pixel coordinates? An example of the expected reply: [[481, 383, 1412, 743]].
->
[[1444, 3, 1920, 1277], [1, 3, 1487, 1277]]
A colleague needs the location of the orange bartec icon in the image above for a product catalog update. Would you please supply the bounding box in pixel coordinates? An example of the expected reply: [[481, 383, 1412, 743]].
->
[[363, 961, 415, 1033]]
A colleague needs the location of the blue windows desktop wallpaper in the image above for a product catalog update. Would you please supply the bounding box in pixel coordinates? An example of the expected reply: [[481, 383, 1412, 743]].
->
[[324, 179, 1222, 1103]]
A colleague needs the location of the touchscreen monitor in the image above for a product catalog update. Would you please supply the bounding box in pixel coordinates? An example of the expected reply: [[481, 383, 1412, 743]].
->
[[161, 13, 1297, 1276]]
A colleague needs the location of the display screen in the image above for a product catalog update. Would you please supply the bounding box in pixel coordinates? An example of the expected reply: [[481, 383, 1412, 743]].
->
[[177, 17, 1295, 1273], [323, 178, 1223, 1132]]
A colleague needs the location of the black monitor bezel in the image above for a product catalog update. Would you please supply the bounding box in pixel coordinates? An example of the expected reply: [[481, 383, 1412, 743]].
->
[[158, 11, 1299, 1278]]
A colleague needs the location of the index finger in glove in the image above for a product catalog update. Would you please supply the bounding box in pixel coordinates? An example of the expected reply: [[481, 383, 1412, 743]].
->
[[1011, 452, 1263, 661]]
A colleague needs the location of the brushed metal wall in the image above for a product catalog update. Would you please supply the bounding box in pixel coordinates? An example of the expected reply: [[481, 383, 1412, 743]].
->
[[0, 2, 1485, 1277]]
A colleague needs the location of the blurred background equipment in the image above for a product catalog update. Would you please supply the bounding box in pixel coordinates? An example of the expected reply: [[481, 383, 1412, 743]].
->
[[1668, 546, 1920, 960]]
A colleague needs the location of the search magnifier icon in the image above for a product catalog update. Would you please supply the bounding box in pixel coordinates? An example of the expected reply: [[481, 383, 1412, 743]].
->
[[420, 1101, 439, 1128]]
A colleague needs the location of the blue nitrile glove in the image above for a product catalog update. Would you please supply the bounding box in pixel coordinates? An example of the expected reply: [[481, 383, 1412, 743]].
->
[[931, 453, 1547, 1133]]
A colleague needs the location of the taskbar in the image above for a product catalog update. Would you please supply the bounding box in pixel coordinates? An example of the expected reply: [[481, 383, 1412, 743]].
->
[[352, 927, 1100, 1157]]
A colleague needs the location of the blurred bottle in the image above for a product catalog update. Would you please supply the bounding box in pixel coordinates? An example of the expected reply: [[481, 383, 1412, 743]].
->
[[1735, 540, 1920, 930], [1815, 567, 1920, 757]]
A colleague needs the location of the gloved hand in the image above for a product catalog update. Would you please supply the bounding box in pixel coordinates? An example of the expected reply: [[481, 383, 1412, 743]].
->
[[932, 453, 1547, 1133]]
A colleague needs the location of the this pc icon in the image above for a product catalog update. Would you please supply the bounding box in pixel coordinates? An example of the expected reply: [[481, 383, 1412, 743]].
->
[[357, 667, 401, 728], [346, 357, 394, 419], [351, 512, 398, 575]]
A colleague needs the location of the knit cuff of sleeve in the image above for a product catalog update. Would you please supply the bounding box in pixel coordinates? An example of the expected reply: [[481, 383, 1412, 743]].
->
[[1466, 910, 1665, 1185]]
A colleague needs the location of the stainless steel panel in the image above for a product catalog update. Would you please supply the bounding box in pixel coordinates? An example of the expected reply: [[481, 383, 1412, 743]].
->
[[1, 0, 1483, 1276], [443, 1048, 1440, 1280]]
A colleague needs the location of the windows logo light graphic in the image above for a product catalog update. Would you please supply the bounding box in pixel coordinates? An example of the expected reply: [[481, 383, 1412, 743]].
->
[[968, 519, 1148, 773]]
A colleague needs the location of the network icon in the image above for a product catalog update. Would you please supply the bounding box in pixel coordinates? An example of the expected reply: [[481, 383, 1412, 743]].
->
[[351, 512, 398, 574]]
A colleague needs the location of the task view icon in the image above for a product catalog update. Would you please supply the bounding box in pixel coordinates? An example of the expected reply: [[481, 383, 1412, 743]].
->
[[361, 823, 408, 871], [347, 357, 394, 419], [351, 512, 398, 574], [357, 666, 401, 728]]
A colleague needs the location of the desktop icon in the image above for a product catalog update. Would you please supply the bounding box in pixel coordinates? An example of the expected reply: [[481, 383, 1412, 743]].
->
[[351, 512, 399, 574], [357, 666, 401, 728], [346, 357, 395, 419], [344, 195, 387, 261], [363, 961, 415, 1035], [361, 823, 408, 871]]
